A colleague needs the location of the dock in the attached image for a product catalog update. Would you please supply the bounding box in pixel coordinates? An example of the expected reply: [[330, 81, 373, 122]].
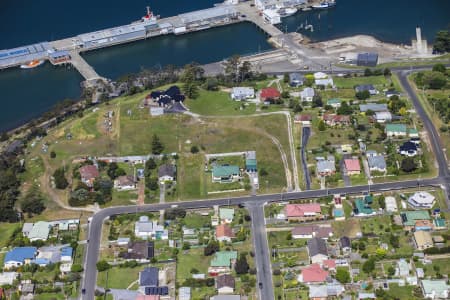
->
[[0, 1, 322, 82]]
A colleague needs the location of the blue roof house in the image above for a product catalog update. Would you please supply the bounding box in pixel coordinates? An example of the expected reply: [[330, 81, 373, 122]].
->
[[61, 247, 73, 262], [4, 247, 37, 269]]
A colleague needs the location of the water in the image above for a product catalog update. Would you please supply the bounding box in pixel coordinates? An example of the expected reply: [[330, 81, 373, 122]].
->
[[0, 0, 448, 131]]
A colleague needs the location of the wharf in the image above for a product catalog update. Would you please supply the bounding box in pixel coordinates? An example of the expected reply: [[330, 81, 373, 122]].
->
[[68, 51, 103, 83]]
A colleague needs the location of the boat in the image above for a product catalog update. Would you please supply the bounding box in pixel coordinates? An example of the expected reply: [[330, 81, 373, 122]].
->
[[312, 1, 336, 9], [20, 60, 45, 69], [135, 6, 158, 24], [278, 7, 298, 17]]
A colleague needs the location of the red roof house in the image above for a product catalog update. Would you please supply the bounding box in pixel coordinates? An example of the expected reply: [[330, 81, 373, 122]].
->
[[216, 224, 234, 242], [322, 259, 336, 271], [79, 165, 100, 187], [285, 204, 322, 221], [260, 87, 281, 103], [294, 114, 312, 125], [344, 159, 361, 175], [323, 114, 351, 126], [299, 264, 329, 283]]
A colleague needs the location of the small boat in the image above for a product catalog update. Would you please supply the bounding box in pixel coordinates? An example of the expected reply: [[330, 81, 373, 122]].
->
[[312, 1, 336, 9], [278, 7, 298, 17], [20, 60, 45, 69]]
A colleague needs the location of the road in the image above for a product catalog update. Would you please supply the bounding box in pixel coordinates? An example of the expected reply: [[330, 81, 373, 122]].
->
[[248, 202, 274, 300], [300, 126, 311, 190], [82, 177, 442, 300]]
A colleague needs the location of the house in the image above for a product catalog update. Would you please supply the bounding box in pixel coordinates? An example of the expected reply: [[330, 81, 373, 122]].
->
[[327, 98, 341, 109], [416, 268, 425, 278], [307, 237, 328, 264], [209, 251, 238, 275], [0, 272, 18, 285], [139, 267, 159, 294], [354, 199, 375, 216], [374, 111, 392, 123], [322, 259, 336, 272], [289, 73, 304, 87], [298, 263, 329, 283], [359, 103, 388, 113], [22, 223, 33, 237], [79, 165, 99, 187], [340, 236, 351, 254], [344, 159, 361, 175], [410, 137, 421, 145], [316, 156, 336, 177], [61, 247, 73, 263], [135, 216, 168, 240], [358, 293, 376, 299], [323, 114, 351, 127], [245, 151, 257, 172], [368, 155, 387, 172], [114, 175, 136, 190], [300, 87, 315, 102], [409, 128, 419, 138], [386, 124, 407, 137], [119, 241, 154, 260], [294, 114, 312, 125], [158, 164, 176, 183], [356, 52, 378, 67], [314, 72, 328, 79], [396, 259, 410, 277], [399, 141, 418, 157], [219, 208, 234, 223], [149, 85, 185, 107], [309, 283, 345, 299], [420, 280, 449, 299], [385, 90, 400, 98], [401, 210, 431, 230], [212, 165, 241, 183], [408, 192, 435, 209], [4, 247, 37, 269], [216, 224, 234, 242], [355, 84, 377, 95], [291, 225, 333, 239], [316, 77, 334, 87], [285, 203, 322, 221], [27, 221, 51, 242], [179, 287, 191, 300], [216, 274, 235, 294], [260, 87, 281, 103], [211, 295, 240, 300], [385, 196, 398, 212], [231, 87, 255, 101], [366, 150, 378, 157], [414, 231, 433, 250]]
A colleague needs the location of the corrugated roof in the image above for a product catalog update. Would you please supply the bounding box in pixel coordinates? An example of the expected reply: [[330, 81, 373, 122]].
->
[[28, 221, 50, 241], [210, 251, 237, 267]]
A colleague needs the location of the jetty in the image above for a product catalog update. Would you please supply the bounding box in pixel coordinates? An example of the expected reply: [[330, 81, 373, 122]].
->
[[0, 0, 322, 82]]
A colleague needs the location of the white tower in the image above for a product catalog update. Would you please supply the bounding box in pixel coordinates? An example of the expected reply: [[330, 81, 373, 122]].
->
[[416, 26, 422, 52]]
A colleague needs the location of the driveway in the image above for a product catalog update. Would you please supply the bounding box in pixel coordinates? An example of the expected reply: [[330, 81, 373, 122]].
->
[[301, 126, 311, 190], [340, 154, 351, 187]]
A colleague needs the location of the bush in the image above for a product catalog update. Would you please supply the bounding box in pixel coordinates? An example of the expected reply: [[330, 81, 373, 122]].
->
[[53, 167, 69, 189], [96, 260, 110, 272], [190, 146, 199, 154]]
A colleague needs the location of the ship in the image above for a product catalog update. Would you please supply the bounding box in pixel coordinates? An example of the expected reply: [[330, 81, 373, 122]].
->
[[136, 6, 158, 24], [278, 7, 298, 17], [312, 1, 336, 9], [20, 60, 45, 69]]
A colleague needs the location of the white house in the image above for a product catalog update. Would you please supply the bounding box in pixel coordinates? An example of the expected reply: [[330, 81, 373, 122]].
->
[[374, 111, 392, 123], [315, 78, 334, 87], [114, 175, 136, 190], [300, 87, 315, 102], [263, 9, 281, 25], [0, 272, 18, 286], [408, 192, 435, 209], [231, 87, 255, 101], [135, 216, 168, 240]]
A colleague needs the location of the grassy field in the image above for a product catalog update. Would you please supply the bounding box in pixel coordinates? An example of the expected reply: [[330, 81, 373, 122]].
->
[[332, 218, 361, 238], [333, 75, 390, 89], [97, 265, 147, 289], [0, 222, 19, 248]]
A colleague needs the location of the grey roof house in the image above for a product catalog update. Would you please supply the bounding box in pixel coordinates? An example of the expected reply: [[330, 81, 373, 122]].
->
[[359, 103, 388, 112], [158, 164, 176, 183], [307, 237, 329, 264], [355, 84, 378, 95], [231, 87, 255, 101], [368, 155, 387, 172], [289, 73, 305, 87]]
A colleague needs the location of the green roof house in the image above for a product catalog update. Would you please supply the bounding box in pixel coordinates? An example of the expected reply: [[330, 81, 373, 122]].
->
[[209, 251, 238, 274], [327, 98, 342, 108], [400, 210, 431, 227], [245, 159, 257, 172], [219, 208, 235, 223], [385, 124, 407, 137], [354, 199, 375, 216], [420, 280, 449, 299], [433, 218, 446, 229], [212, 165, 241, 183]]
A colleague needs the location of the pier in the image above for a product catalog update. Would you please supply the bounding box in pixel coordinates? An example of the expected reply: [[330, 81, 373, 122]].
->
[[0, 1, 322, 82]]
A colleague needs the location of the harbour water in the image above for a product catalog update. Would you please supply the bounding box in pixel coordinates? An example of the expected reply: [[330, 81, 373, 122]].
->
[[0, 0, 448, 131]]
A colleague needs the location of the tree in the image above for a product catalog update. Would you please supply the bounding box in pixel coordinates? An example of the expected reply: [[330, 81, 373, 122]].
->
[[107, 162, 125, 180], [21, 186, 46, 216], [96, 260, 110, 272], [401, 157, 417, 173], [283, 73, 289, 83], [432, 63, 446, 73], [383, 68, 392, 77], [238, 61, 253, 82], [318, 120, 326, 131], [53, 168, 69, 189], [312, 95, 323, 108], [364, 68, 373, 77], [336, 267, 350, 283], [387, 266, 395, 276], [362, 257, 375, 274], [190, 145, 199, 154], [203, 77, 218, 91], [224, 55, 240, 83], [204, 240, 219, 256], [355, 90, 370, 100], [378, 195, 386, 209], [337, 101, 353, 115], [50, 151, 56, 159], [422, 71, 447, 89], [71, 264, 83, 272], [433, 30, 450, 54], [365, 109, 375, 116], [0, 132, 9, 142], [145, 158, 157, 170], [146, 177, 159, 191], [389, 234, 400, 248], [235, 254, 249, 274], [151, 134, 164, 155]]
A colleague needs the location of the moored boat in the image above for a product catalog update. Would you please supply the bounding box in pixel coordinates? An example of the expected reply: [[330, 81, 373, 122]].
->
[[20, 60, 45, 69]]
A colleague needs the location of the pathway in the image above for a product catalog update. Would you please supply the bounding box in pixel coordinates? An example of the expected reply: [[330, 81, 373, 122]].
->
[[301, 126, 311, 190]]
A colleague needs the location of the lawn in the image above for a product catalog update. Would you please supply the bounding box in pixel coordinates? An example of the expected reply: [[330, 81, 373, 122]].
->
[[424, 258, 450, 277], [177, 247, 211, 281], [332, 218, 361, 238], [333, 75, 390, 89], [385, 283, 422, 300], [70, 111, 101, 139], [176, 153, 205, 200], [0, 222, 19, 248], [34, 294, 66, 300], [97, 266, 147, 289], [360, 215, 392, 235], [185, 90, 257, 116], [183, 212, 211, 228]]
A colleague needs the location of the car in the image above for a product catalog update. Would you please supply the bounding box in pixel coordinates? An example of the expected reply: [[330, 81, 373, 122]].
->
[[241, 14, 247, 18], [259, 282, 263, 289], [82, 289, 86, 294]]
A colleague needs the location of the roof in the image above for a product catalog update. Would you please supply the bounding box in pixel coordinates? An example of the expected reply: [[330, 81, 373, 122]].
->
[[158, 164, 176, 178], [289, 73, 304, 81], [434, 218, 446, 227], [375, 111, 392, 119], [216, 274, 235, 289], [136, 296, 160, 300], [144, 286, 168, 296], [314, 72, 328, 79], [178, 287, 191, 300], [216, 224, 234, 238], [344, 159, 361, 172], [421, 280, 449, 297], [386, 123, 407, 133], [140, 267, 159, 286], [260, 87, 281, 99], [211, 296, 240, 300], [368, 155, 386, 170], [22, 223, 33, 234], [28, 222, 50, 241], [295, 114, 312, 121], [285, 203, 321, 217], [219, 208, 234, 220], [355, 199, 373, 215], [116, 175, 135, 186], [327, 98, 341, 105], [292, 226, 315, 235], [79, 165, 99, 180], [179, 6, 237, 24], [355, 84, 376, 92], [61, 247, 73, 257], [323, 259, 336, 269], [408, 191, 435, 205], [401, 210, 431, 226], [315, 78, 334, 86], [400, 141, 418, 152], [323, 114, 350, 123], [414, 231, 433, 247], [359, 103, 388, 112], [212, 165, 240, 177], [210, 251, 238, 267], [301, 264, 329, 282], [300, 87, 315, 97], [4, 247, 37, 263], [340, 236, 351, 248], [307, 237, 328, 257], [356, 52, 378, 67], [232, 87, 254, 96], [309, 285, 328, 298], [317, 159, 336, 173]]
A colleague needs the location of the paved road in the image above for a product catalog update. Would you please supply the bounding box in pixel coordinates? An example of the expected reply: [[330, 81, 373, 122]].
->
[[301, 126, 311, 190], [82, 177, 442, 300], [248, 202, 274, 300]]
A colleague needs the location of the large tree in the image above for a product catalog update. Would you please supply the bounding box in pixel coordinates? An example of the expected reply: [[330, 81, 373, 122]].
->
[[401, 157, 417, 173], [151, 134, 164, 155], [21, 186, 46, 216], [433, 30, 450, 54], [53, 168, 69, 189], [224, 55, 241, 83]]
